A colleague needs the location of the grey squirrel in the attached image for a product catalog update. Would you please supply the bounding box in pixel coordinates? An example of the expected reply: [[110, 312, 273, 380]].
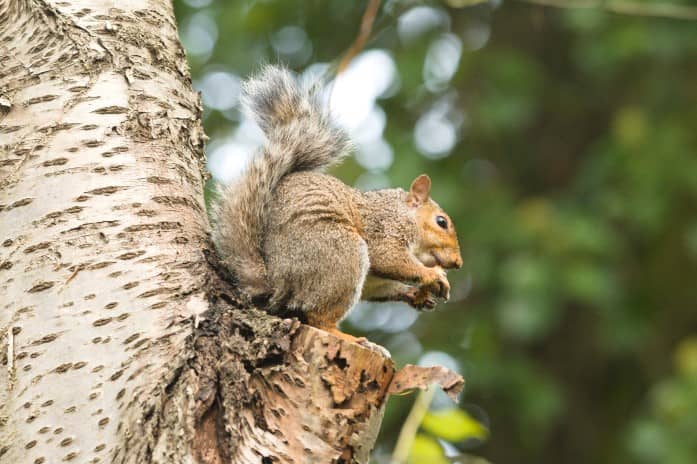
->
[[211, 66, 462, 343]]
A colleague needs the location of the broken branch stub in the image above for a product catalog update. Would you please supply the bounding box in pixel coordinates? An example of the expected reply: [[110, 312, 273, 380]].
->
[[388, 364, 465, 402], [211, 315, 464, 463], [222, 324, 394, 463]]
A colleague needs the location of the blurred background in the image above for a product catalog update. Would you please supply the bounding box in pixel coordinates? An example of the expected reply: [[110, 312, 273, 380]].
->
[[173, 0, 697, 462]]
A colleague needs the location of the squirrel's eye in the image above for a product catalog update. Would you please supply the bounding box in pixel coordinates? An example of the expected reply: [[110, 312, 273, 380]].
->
[[435, 215, 448, 230]]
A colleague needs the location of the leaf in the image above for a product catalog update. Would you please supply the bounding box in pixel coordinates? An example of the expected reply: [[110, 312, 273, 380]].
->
[[407, 434, 449, 464], [675, 336, 697, 377], [421, 408, 489, 442]]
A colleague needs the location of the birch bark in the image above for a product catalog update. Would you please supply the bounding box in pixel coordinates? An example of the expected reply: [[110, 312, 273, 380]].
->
[[0, 0, 210, 462]]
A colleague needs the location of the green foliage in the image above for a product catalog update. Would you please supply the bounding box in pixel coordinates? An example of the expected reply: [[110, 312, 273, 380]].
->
[[174, 0, 697, 462], [408, 434, 450, 464], [422, 408, 489, 442]]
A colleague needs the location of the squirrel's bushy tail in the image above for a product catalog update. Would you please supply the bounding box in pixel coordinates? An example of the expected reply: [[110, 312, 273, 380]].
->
[[211, 66, 351, 300]]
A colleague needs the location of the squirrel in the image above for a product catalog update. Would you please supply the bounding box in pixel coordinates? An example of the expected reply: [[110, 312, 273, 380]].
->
[[211, 66, 462, 343]]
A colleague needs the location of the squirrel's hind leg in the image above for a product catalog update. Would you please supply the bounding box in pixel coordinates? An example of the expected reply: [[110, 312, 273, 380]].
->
[[266, 224, 369, 333]]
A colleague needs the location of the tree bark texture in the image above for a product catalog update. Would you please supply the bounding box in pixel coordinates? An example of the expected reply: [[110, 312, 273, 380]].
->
[[0, 1, 417, 463]]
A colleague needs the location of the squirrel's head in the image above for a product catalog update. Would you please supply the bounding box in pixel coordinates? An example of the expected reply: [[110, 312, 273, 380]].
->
[[407, 174, 463, 270]]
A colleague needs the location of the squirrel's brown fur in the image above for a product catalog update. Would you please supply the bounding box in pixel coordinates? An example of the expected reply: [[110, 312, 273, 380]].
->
[[211, 66, 462, 335]]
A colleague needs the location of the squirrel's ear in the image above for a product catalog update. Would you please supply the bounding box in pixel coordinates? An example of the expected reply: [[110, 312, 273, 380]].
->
[[407, 174, 431, 206]]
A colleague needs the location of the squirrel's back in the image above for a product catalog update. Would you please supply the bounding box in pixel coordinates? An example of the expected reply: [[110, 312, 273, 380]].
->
[[210, 66, 352, 300]]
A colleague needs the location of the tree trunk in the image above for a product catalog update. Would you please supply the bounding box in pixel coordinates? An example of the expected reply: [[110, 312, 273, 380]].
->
[[0, 2, 462, 463]]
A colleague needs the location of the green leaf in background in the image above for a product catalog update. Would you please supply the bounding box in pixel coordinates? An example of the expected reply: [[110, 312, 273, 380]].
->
[[408, 434, 449, 464], [675, 336, 697, 377], [421, 408, 489, 442]]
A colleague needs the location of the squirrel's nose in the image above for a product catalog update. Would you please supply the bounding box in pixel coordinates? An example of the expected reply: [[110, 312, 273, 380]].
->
[[442, 253, 462, 270]]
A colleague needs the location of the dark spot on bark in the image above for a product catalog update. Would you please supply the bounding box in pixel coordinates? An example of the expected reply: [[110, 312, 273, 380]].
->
[[98, 417, 109, 427], [31, 333, 59, 345], [117, 251, 144, 260], [124, 221, 181, 233], [116, 389, 126, 400], [136, 209, 158, 217], [55, 363, 73, 373], [25, 95, 57, 105], [54, 427, 64, 434], [333, 356, 348, 369], [43, 158, 68, 166], [25, 440, 37, 449], [64, 406, 76, 413], [73, 361, 87, 369], [116, 313, 129, 321], [63, 451, 78, 461], [60, 437, 73, 446], [93, 318, 112, 327], [86, 185, 125, 195], [0, 261, 12, 270], [44, 211, 62, 219], [38, 426, 50, 434], [92, 365, 104, 372], [82, 124, 98, 130], [146, 176, 171, 184], [88, 261, 114, 270], [28, 281, 54, 293], [41, 399, 54, 407], [92, 337, 102, 343], [24, 241, 50, 253], [110, 369, 124, 381], [137, 286, 179, 298], [2, 239, 12, 246], [93, 105, 129, 114], [11, 197, 33, 208], [94, 444, 106, 452], [124, 333, 140, 344], [164, 365, 184, 394], [75, 195, 90, 202], [123, 281, 139, 289]]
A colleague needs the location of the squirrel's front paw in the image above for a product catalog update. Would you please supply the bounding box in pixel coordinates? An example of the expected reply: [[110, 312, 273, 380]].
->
[[423, 267, 450, 301], [404, 286, 438, 311]]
